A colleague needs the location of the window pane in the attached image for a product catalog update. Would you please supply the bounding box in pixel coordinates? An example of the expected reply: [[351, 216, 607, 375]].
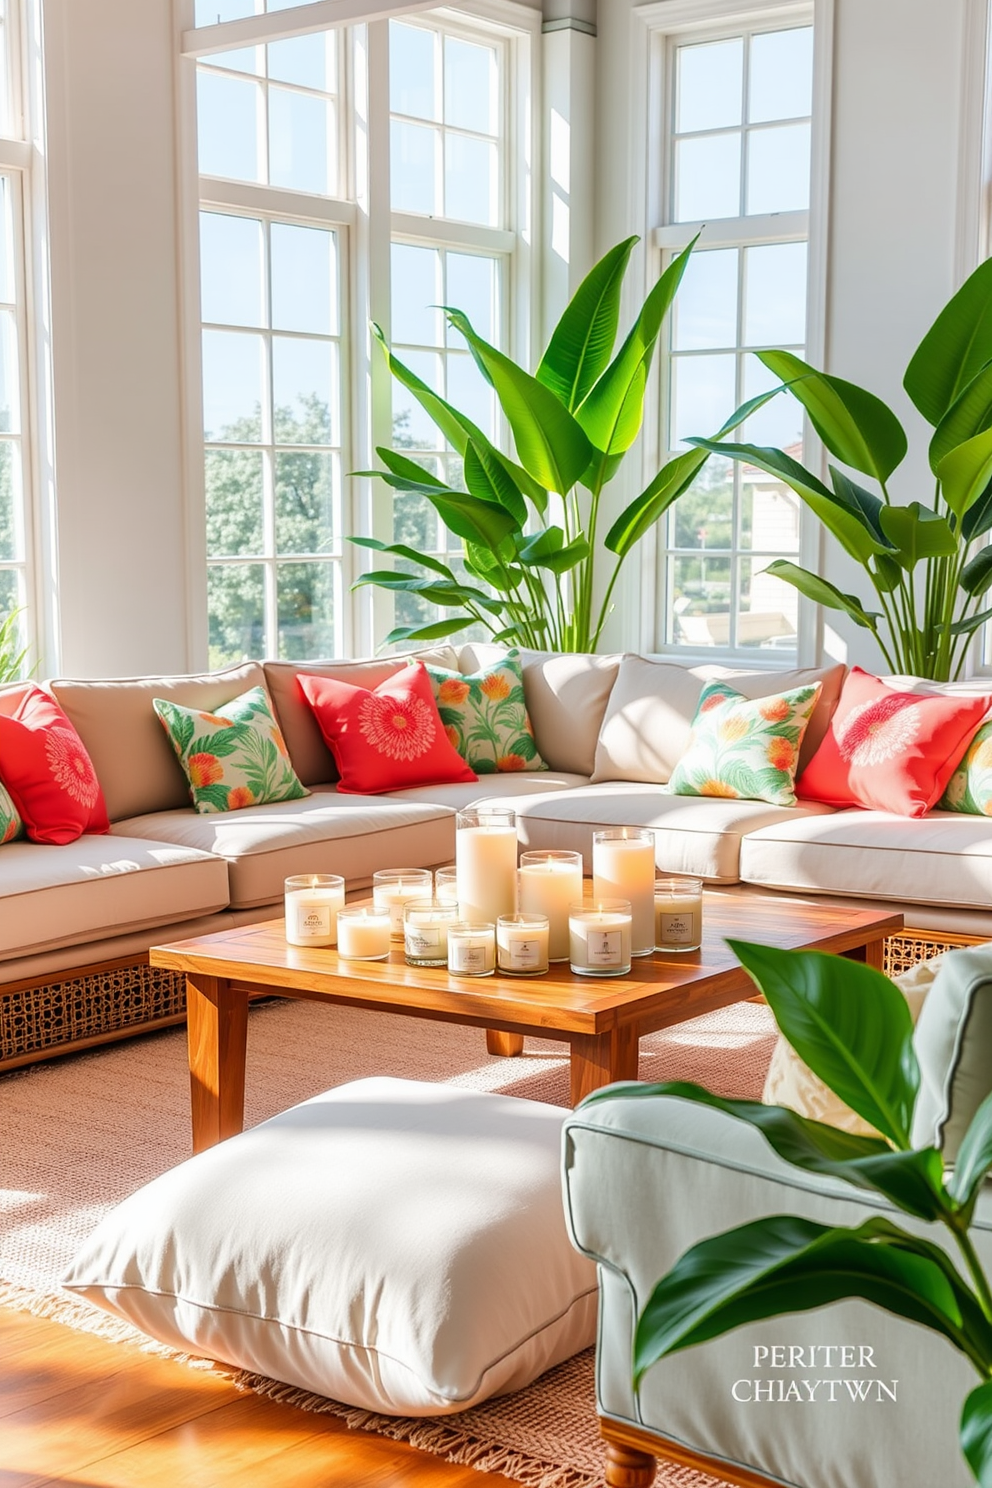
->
[[202, 329, 264, 441], [674, 134, 741, 222], [749, 27, 813, 123], [446, 351, 496, 440], [737, 558, 798, 649], [391, 119, 438, 214], [391, 243, 442, 347], [204, 448, 264, 556], [268, 33, 334, 90], [206, 46, 263, 76], [197, 71, 262, 181], [0, 178, 15, 305], [200, 212, 264, 328], [0, 569, 23, 650], [744, 242, 807, 346], [444, 37, 497, 135], [676, 38, 743, 133], [742, 352, 805, 449], [208, 563, 264, 666], [746, 123, 811, 214], [269, 88, 333, 195], [392, 350, 442, 449], [275, 450, 336, 554], [195, 0, 253, 24], [277, 561, 336, 658], [446, 253, 498, 345], [669, 553, 732, 646], [671, 353, 736, 448], [672, 457, 734, 550], [741, 472, 801, 555], [390, 21, 437, 121], [272, 224, 336, 336], [272, 337, 335, 444], [444, 134, 497, 225], [673, 249, 738, 351], [0, 308, 18, 433], [0, 441, 22, 560]]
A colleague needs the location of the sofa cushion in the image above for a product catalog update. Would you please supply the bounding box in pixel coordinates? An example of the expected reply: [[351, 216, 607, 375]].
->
[[590, 656, 845, 785], [667, 678, 822, 807], [50, 663, 266, 823], [0, 685, 110, 843], [510, 782, 835, 882], [459, 645, 620, 776], [263, 647, 459, 787], [739, 809, 992, 910], [0, 777, 22, 843], [382, 771, 590, 810], [152, 686, 309, 813], [113, 788, 455, 908], [0, 835, 230, 961], [940, 715, 992, 814], [425, 651, 547, 773]]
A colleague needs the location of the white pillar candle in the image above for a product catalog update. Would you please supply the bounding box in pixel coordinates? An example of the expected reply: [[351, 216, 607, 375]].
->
[[654, 876, 704, 952], [447, 922, 496, 977], [517, 851, 584, 961], [569, 899, 633, 977], [403, 898, 458, 967], [592, 829, 656, 957], [284, 874, 346, 948], [336, 907, 391, 960], [372, 869, 433, 938], [456, 809, 518, 925], [496, 913, 550, 975]]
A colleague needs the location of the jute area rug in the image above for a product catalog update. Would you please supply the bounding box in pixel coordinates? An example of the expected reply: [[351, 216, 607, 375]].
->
[[0, 996, 778, 1488]]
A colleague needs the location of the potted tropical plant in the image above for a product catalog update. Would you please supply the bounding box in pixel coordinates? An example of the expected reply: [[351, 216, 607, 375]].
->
[[353, 235, 761, 653], [586, 942, 992, 1484], [689, 258, 992, 680]]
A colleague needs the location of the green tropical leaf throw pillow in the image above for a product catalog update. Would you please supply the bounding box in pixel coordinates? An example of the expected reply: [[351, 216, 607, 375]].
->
[[0, 777, 23, 843], [153, 686, 309, 814], [668, 679, 823, 808], [939, 716, 992, 815], [425, 652, 547, 775]]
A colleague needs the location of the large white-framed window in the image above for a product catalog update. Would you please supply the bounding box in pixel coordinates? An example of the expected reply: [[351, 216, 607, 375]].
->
[[183, 1, 534, 662], [647, 2, 825, 661]]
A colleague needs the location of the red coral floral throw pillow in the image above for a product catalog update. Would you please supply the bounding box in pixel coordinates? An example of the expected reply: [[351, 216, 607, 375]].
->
[[0, 685, 110, 843], [298, 662, 477, 795], [798, 667, 992, 817]]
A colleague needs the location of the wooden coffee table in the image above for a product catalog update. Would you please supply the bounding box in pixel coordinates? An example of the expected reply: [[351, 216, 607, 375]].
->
[[150, 888, 902, 1152]]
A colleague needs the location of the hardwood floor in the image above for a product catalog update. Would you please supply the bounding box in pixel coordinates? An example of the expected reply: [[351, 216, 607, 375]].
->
[[0, 1309, 528, 1487]]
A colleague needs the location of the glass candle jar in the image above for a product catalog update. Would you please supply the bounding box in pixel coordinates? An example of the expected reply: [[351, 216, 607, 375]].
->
[[654, 875, 704, 953], [447, 921, 496, 977], [496, 913, 550, 975], [372, 868, 433, 938], [455, 808, 517, 925], [434, 865, 459, 905], [403, 898, 459, 967], [592, 828, 656, 957], [284, 874, 346, 948], [569, 898, 633, 977], [517, 850, 583, 962], [336, 906, 391, 960]]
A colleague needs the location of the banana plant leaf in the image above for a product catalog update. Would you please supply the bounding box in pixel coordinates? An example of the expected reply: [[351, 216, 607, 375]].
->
[[349, 536, 458, 580], [929, 361, 992, 471], [828, 464, 891, 545], [905, 257, 992, 426], [937, 426, 992, 520], [535, 235, 636, 411], [382, 617, 476, 646], [948, 1092, 992, 1212], [462, 440, 528, 526], [961, 547, 992, 598], [878, 503, 957, 568], [517, 527, 589, 572], [951, 602, 992, 637], [963, 478, 992, 541], [351, 571, 503, 613], [605, 448, 708, 557], [758, 349, 908, 483], [962, 1379, 992, 1487], [727, 941, 919, 1147], [763, 559, 882, 629]]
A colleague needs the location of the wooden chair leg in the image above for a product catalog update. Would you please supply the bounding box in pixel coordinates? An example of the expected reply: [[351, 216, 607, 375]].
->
[[605, 1441, 657, 1487]]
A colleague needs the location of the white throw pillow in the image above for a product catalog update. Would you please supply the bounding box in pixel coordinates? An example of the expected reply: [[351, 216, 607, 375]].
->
[[762, 953, 944, 1135], [62, 1077, 597, 1416]]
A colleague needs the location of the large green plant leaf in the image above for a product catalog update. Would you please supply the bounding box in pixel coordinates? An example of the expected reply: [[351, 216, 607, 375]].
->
[[444, 311, 593, 495], [962, 1380, 992, 1487], [727, 941, 920, 1147], [949, 1092, 992, 1212], [828, 465, 890, 544], [518, 528, 589, 573], [951, 602, 992, 637], [759, 350, 907, 483], [929, 361, 992, 471], [463, 441, 528, 526], [348, 536, 458, 580], [351, 571, 502, 613], [687, 440, 890, 563], [905, 257, 992, 426], [879, 503, 957, 569], [964, 479, 992, 542], [373, 475, 519, 549], [536, 236, 637, 410], [633, 1215, 992, 1385], [938, 427, 992, 520], [383, 617, 475, 645], [576, 238, 696, 458], [763, 560, 881, 629], [962, 547, 992, 598], [605, 448, 708, 558]]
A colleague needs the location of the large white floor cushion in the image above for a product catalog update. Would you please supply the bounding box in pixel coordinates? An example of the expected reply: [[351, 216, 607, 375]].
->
[[62, 1077, 597, 1416]]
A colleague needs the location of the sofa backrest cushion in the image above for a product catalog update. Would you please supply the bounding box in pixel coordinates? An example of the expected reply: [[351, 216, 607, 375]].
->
[[50, 663, 266, 823], [263, 647, 458, 786], [910, 943, 992, 1160], [458, 645, 620, 776], [590, 656, 846, 784]]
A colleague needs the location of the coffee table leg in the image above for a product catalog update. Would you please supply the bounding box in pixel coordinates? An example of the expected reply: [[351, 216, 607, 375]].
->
[[569, 1025, 640, 1106], [487, 1029, 525, 1057], [844, 936, 884, 971], [186, 973, 249, 1154]]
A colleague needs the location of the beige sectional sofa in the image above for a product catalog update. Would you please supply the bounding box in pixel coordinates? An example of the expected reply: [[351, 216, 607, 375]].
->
[[2, 643, 991, 1069]]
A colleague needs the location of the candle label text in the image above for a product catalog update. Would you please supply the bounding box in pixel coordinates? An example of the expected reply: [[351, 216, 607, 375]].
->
[[588, 929, 622, 965], [406, 927, 442, 955], [450, 942, 490, 974], [503, 938, 542, 969], [297, 908, 331, 937], [660, 912, 696, 945]]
